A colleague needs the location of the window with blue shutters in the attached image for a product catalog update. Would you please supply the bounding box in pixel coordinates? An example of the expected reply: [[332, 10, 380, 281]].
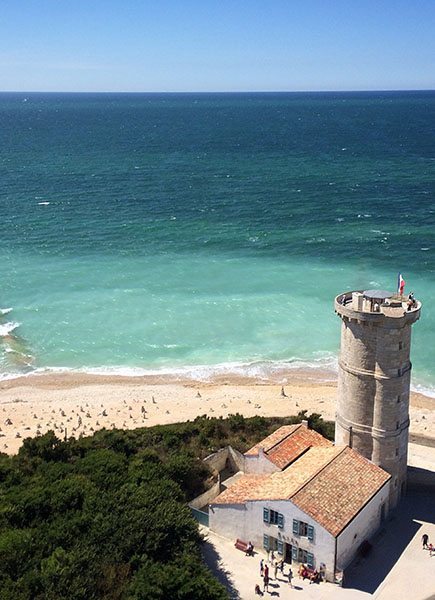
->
[[291, 546, 298, 561], [297, 548, 315, 566], [293, 519, 315, 540], [277, 540, 283, 555], [263, 534, 270, 550], [264, 507, 284, 528]]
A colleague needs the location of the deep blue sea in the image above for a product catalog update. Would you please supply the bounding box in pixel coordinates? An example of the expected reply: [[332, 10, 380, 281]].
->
[[0, 91, 434, 392]]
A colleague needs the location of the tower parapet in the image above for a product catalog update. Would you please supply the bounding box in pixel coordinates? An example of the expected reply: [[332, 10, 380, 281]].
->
[[335, 289, 421, 508]]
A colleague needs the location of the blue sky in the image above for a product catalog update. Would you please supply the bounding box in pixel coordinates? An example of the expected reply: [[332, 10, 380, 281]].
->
[[1, 0, 434, 92]]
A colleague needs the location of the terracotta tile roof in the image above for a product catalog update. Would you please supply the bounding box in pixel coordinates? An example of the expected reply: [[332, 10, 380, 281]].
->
[[245, 424, 332, 469], [291, 447, 391, 536], [245, 425, 300, 456], [212, 446, 341, 505], [211, 445, 390, 536], [212, 474, 270, 505]]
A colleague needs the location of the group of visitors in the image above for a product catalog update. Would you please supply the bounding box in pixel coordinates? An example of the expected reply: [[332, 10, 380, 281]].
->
[[256, 553, 328, 595], [298, 563, 324, 583], [256, 558, 293, 595], [407, 292, 417, 311], [422, 533, 434, 556]]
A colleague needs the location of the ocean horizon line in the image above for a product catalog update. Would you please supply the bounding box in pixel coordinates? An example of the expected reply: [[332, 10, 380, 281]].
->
[[1, 89, 435, 95]]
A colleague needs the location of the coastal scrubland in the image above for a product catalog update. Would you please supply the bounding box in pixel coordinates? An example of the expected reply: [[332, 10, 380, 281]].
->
[[0, 413, 331, 600]]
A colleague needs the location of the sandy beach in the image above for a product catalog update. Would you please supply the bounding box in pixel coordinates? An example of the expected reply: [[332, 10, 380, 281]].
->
[[0, 371, 433, 455]]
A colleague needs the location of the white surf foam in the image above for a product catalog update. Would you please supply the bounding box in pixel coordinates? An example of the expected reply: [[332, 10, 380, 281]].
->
[[411, 382, 435, 399], [0, 355, 338, 383], [0, 308, 13, 316], [0, 322, 20, 337], [0, 355, 434, 399]]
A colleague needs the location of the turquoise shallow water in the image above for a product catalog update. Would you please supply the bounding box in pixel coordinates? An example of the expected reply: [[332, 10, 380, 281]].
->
[[0, 92, 434, 391]]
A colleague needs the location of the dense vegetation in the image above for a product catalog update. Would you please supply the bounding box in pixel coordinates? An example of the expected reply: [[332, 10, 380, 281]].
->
[[0, 412, 333, 599]]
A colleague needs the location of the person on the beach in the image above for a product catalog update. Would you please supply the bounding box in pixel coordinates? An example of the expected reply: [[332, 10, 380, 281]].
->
[[264, 564, 269, 580], [260, 559, 264, 576], [422, 533, 429, 549], [288, 567, 293, 588], [255, 583, 263, 596], [428, 543, 434, 556], [274, 561, 278, 579], [263, 574, 269, 593]]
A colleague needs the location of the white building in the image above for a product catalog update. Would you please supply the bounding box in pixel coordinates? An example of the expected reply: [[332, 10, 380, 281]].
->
[[208, 423, 390, 581]]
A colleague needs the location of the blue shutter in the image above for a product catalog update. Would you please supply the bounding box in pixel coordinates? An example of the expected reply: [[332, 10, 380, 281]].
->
[[263, 507, 270, 523], [307, 525, 314, 541], [263, 534, 270, 550], [292, 519, 299, 535], [307, 552, 314, 568], [277, 513, 284, 529], [291, 546, 298, 561], [277, 540, 284, 555]]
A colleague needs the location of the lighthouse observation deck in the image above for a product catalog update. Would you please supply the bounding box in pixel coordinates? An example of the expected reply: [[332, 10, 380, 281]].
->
[[335, 290, 421, 325]]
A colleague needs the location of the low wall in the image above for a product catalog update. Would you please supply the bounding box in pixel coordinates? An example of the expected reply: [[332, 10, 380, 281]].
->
[[229, 446, 245, 471], [203, 447, 230, 473], [204, 446, 244, 474], [189, 480, 221, 510]]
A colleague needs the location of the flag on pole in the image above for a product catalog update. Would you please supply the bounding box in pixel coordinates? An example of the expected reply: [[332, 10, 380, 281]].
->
[[398, 273, 405, 295]]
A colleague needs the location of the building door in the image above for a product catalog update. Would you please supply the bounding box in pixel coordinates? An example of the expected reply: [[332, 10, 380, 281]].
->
[[284, 543, 293, 564]]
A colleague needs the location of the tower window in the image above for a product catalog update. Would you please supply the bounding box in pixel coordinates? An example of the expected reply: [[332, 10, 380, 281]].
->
[[398, 368, 402, 376], [397, 395, 401, 403], [396, 421, 399, 430], [395, 448, 399, 456], [399, 342, 403, 350]]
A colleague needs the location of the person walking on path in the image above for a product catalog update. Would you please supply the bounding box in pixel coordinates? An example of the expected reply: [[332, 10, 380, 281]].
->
[[274, 561, 278, 579], [422, 533, 429, 549], [263, 574, 269, 593], [260, 559, 264, 577], [288, 567, 293, 588], [264, 564, 269, 580]]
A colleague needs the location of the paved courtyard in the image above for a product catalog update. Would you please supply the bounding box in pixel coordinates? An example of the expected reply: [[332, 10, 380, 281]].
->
[[201, 486, 435, 600]]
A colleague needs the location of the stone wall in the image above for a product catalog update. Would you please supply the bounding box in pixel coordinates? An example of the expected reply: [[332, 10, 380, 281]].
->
[[189, 480, 221, 509]]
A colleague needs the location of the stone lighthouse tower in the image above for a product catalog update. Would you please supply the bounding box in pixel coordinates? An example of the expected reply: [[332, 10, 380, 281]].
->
[[334, 289, 421, 508]]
